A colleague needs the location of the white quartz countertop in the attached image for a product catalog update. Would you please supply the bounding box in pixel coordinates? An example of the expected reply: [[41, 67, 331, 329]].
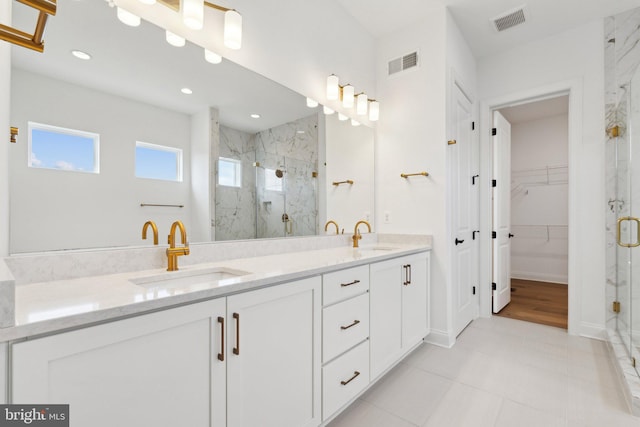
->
[[1, 243, 430, 341]]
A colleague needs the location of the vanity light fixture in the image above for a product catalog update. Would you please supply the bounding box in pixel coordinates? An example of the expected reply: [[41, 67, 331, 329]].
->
[[338, 113, 348, 121], [356, 93, 368, 116], [306, 98, 319, 108], [138, 0, 157, 4], [71, 50, 92, 60], [342, 84, 355, 108], [204, 49, 222, 64], [166, 30, 186, 47], [326, 75, 340, 100], [10, 127, 18, 144], [181, 87, 193, 94], [250, 113, 261, 119], [117, 7, 141, 26], [183, 0, 204, 30], [368, 100, 380, 122], [0, 0, 56, 53], [323, 106, 335, 115], [223, 9, 243, 49]]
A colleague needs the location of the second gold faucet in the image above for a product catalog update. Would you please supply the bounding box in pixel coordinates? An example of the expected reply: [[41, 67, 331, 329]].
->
[[352, 220, 371, 248], [166, 220, 190, 271]]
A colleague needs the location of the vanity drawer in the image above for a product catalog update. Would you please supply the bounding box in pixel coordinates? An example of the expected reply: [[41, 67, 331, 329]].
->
[[322, 340, 370, 421], [323, 265, 369, 306], [323, 293, 369, 362]]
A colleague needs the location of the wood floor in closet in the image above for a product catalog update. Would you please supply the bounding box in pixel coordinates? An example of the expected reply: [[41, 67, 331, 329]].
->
[[494, 279, 568, 329]]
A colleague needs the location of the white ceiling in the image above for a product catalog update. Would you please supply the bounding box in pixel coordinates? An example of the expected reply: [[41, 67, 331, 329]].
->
[[334, 0, 640, 58], [498, 95, 568, 124]]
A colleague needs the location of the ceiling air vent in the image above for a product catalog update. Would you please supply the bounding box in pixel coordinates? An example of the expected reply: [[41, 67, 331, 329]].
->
[[388, 51, 419, 76], [492, 5, 527, 32]]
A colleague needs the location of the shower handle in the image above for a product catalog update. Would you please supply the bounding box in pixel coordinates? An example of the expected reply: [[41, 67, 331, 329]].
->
[[617, 216, 640, 248]]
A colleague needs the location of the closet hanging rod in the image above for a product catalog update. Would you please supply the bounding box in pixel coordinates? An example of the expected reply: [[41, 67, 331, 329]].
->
[[401, 171, 429, 178], [140, 203, 184, 208]]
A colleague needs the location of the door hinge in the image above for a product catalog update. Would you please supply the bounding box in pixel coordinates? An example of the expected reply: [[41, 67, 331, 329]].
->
[[472, 121, 475, 130], [447, 140, 457, 145], [613, 301, 621, 313], [472, 286, 476, 295], [472, 174, 479, 185], [492, 128, 497, 136], [492, 231, 496, 239], [492, 282, 497, 290], [492, 179, 497, 187]]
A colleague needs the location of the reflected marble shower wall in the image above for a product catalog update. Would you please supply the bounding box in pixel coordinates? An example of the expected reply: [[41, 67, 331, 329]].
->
[[215, 126, 257, 241], [255, 115, 319, 238]]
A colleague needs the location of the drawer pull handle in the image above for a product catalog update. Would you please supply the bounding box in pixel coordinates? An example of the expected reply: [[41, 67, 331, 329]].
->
[[340, 371, 361, 386], [341, 279, 361, 287], [233, 312, 240, 355], [340, 319, 361, 330], [217, 316, 225, 361]]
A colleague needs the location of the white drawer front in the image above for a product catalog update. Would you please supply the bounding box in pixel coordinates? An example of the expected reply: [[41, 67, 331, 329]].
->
[[323, 293, 369, 362], [323, 265, 369, 306], [322, 340, 370, 421]]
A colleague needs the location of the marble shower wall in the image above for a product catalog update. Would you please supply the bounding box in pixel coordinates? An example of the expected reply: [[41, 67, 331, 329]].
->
[[215, 126, 257, 241], [255, 114, 319, 238], [604, 6, 640, 359]]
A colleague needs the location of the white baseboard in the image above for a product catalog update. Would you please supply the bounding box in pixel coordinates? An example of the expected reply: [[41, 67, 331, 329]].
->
[[511, 272, 568, 284], [579, 321, 606, 340], [424, 328, 455, 348]]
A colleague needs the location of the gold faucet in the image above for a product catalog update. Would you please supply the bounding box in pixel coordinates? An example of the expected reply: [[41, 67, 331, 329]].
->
[[352, 220, 371, 248], [142, 220, 158, 245], [166, 220, 190, 271], [325, 220, 339, 235]]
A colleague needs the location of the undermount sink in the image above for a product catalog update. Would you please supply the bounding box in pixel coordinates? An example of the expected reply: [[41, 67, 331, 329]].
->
[[130, 267, 251, 290]]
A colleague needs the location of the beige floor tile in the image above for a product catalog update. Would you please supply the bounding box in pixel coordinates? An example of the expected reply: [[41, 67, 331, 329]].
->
[[402, 343, 471, 380], [494, 399, 566, 427], [422, 383, 502, 427], [326, 399, 417, 427]]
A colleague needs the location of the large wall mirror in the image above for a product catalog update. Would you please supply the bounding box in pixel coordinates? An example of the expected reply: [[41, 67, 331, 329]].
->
[[8, 0, 374, 253]]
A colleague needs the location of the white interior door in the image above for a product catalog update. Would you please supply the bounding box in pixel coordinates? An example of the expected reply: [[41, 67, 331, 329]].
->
[[492, 111, 512, 313], [451, 82, 478, 335]]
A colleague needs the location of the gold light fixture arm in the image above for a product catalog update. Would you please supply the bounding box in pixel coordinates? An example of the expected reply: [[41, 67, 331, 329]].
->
[[0, 0, 56, 53], [204, 1, 232, 12]]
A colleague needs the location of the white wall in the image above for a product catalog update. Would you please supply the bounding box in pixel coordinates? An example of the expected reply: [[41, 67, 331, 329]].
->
[[478, 21, 606, 337], [0, 1, 10, 257], [325, 113, 375, 233], [10, 69, 192, 252], [510, 113, 569, 284], [190, 108, 212, 242]]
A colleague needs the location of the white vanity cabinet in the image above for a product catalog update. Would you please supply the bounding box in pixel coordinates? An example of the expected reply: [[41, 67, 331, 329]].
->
[[369, 252, 430, 380], [11, 298, 226, 427], [11, 276, 322, 427]]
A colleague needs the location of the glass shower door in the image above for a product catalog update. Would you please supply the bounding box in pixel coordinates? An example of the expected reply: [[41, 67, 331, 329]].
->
[[629, 64, 640, 374]]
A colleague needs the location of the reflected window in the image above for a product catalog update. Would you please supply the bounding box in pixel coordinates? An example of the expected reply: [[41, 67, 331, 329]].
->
[[135, 141, 183, 182], [219, 157, 242, 187], [264, 168, 283, 192], [28, 122, 100, 173]]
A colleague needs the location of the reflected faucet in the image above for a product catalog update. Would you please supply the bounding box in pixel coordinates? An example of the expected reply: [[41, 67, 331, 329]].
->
[[166, 220, 190, 271], [142, 220, 158, 245], [352, 220, 372, 248], [325, 220, 340, 235]]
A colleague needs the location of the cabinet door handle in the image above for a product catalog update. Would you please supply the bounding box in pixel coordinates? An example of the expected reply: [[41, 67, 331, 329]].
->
[[408, 264, 412, 285], [403, 264, 412, 286], [455, 238, 464, 245], [340, 319, 361, 330], [340, 279, 360, 287], [217, 316, 225, 362], [340, 371, 361, 386], [232, 312, 240, 355]]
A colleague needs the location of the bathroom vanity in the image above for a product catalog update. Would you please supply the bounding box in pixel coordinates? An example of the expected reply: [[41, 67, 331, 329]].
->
[[0, 236, 431, 427]]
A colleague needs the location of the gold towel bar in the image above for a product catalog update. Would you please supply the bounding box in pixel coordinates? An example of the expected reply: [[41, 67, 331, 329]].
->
[[140, 203, 185, 208], [333, 180, 354, 186], [401, 172, 429, 178]]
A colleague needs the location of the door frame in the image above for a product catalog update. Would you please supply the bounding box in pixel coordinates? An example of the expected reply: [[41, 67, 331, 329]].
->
[[478, 79, 581, 335]]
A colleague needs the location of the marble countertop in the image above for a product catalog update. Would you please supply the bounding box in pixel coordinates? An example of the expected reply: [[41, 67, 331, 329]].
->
[[1, 243, 430, 342]]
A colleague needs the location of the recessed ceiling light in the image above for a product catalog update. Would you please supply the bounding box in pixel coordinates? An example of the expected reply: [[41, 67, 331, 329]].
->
[[250, 114, 261, 119], [181, 88, 193, 95], [296, 130, 305, 134], [71, 50, 91, 60]]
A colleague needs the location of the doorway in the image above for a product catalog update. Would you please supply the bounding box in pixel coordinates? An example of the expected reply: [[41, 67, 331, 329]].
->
[[491, 95, 570, 329]]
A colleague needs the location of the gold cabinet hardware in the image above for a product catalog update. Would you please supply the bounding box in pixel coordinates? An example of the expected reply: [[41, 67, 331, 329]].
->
[[448, 140, 457, 145], [352, 220, 371, 248], [340, 279, 360, 288], [217, 316, 225, 362], [401, 171, 429, 178], [340, 371, 361, 386], [232, 312, 240, 355], [166, 220, 190, 271], [141, 220, 159, 245], [616, 217, 640, 248], [607, 125, 621, 138], [333, 180, 354, 186], [613, 301, 621, 313], [10, 127, 18, 143], [340, 320, 361, 330], [312, 171, 318, 178], [325, 220, 339, 235], [403, 264, 412, 286], [0, 0, 57, 53]]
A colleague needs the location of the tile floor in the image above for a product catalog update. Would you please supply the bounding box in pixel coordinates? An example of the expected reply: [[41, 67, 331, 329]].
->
[[328, 316, 639, 427]]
